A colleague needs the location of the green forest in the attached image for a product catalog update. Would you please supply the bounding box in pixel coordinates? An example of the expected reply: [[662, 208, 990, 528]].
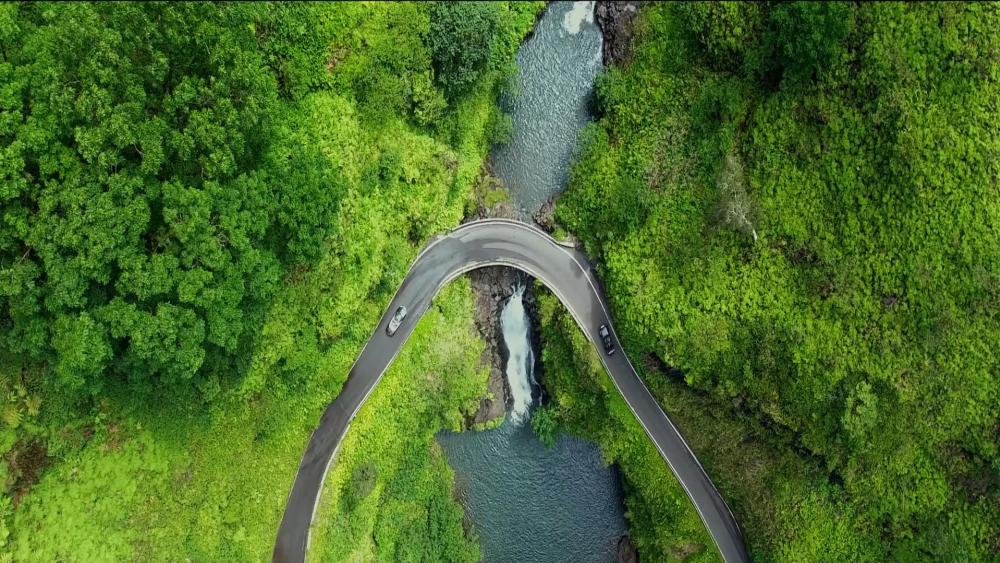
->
[[545, 1, 999, 561], [0, 1, 542, 560], [1, 1, 998, 562]]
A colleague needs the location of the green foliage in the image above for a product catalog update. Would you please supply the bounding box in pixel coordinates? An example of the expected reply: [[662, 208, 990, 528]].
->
[[348, 460, 378, 508], [769, 1, 855, 81], [328, 2, 438, 121], [529, 404, 558, 448], [485, 107, 514, 145], [310, 281, 486, 562], [429, 2, 502, 100], [50, 313, 111, 392], [412, 71, 449, 128], [537, 291, 718, 561], [556, 1, 1000, 560], [679, 2, 765, 71], [13, 429, 169, 562], [4, 2, 545, 560], [0, 2, 343, 400]]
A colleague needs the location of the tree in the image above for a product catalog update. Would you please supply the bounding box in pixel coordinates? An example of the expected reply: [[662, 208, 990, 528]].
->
[[428, 1, 501, 99], [530, 405, 558, 448], [679, 1, 765, 71], [770, 1, 855, 81], [0, 3, 341, 401]]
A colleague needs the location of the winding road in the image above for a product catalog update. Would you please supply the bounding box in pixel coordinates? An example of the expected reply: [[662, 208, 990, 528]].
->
[[273, 218, 750, 563]]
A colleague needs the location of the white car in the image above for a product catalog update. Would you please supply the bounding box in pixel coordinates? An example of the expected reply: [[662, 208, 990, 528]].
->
[[386, 306, 407, 336]]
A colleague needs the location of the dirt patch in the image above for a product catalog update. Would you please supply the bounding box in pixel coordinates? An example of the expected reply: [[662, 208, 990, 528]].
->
[[670, 541, 705, 560], [7, 439, 50, 507]]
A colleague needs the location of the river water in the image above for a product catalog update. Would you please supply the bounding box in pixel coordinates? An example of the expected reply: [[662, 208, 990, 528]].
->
[[492, 0, 604, 215], [436, 3, 627, 561]]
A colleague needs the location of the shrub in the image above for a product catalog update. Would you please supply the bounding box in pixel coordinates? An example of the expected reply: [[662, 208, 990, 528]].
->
[[679, 1, 765, 71], [428, 1, 502, 99], [530, 405, 558, 448], [770, 1, 855, 81]]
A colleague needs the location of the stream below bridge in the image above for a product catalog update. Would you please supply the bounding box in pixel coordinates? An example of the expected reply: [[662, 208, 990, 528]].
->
[[436, 3, 628, 561]]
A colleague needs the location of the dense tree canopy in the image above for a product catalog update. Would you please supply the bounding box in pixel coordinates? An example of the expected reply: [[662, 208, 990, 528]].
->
[[555, 1, 999, 560], [2, 2, 545, 560], [429, 1, 503, 100], [0, 3, 342, 400]]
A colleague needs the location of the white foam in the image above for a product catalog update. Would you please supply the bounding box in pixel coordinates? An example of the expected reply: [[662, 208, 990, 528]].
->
[[502, 284, 535, 423], [562, 1, 595, 35]]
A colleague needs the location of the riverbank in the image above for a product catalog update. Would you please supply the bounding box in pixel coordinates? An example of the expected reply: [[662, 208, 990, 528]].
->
[[550, 2, 1000, 560], [443, 3, 633, 562], [595, 1, 643, 65]]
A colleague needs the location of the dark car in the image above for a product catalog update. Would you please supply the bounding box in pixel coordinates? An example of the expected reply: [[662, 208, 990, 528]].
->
[[598, 324, 615, 356], [386, 305, 407, 336]]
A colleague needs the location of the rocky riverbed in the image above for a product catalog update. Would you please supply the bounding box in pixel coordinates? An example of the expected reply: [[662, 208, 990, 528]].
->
[[464, 165, 545, 427]]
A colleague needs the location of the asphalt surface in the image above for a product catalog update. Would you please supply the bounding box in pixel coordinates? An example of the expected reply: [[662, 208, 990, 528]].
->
[[273, 219, 750, 563]]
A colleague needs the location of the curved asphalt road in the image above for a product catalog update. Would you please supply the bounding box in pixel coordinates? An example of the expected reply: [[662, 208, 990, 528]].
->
[[273, 218, 749, 563]]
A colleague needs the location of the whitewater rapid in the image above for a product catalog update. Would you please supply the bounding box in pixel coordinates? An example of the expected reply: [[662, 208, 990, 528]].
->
[[502, 284, 537, 423]]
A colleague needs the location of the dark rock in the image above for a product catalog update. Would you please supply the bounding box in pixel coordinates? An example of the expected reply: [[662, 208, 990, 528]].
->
[[465, 265, 547, 426], [467, 266, 518, 425], [595, 1, 644, 66], [532, 197, 557, 233], [462, 160, 549, 425], [616, 534, 638, 563]]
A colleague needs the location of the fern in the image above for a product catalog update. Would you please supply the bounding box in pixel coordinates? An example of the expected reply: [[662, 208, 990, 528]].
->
[[24, 396, 41, 418], [0, 406, 21, 430]]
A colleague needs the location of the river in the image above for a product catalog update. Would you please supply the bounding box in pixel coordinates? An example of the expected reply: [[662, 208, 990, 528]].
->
[[436, 3, 627, 562], [492, 0, 604, 216]]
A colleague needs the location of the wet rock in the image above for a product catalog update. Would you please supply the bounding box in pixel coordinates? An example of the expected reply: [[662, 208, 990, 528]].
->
[[465, 263, 547, 426], [595, 1, 644, 66], [462, 159, 550, 425], [532, 197, 557, 233], [468, 158, 518, 221], [616, 534, 638, 563], [467, 266, 519, 425]]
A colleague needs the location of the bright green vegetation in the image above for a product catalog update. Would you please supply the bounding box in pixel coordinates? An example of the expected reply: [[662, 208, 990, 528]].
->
[[537, 294, 717, 561], [547, 1, 999, 561], [0, 1, 543, 560], [309, 280, 486, 562], [1, 2, 342, 401]]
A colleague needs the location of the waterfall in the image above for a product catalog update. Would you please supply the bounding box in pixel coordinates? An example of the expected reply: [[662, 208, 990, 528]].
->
[[436, 6, 627, 561], [501, 283, 536, 423], [562, 1, 595, 35]]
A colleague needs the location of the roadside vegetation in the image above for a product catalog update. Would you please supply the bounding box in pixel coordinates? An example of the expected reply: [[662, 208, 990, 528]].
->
[[309, 280, 487, 562], [544, 1, 999, 561], [0, 2, 542, 560]]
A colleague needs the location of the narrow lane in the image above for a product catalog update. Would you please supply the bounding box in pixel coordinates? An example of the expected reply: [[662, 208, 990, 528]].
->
[[273, 219, 749, 563]]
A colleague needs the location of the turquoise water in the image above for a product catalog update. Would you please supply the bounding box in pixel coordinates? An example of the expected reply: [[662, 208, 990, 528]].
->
[[437, 285, 626, 563], [438, 4, 625, 561], [437, 414, 627, 562], [491, 0, 604, 215]]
